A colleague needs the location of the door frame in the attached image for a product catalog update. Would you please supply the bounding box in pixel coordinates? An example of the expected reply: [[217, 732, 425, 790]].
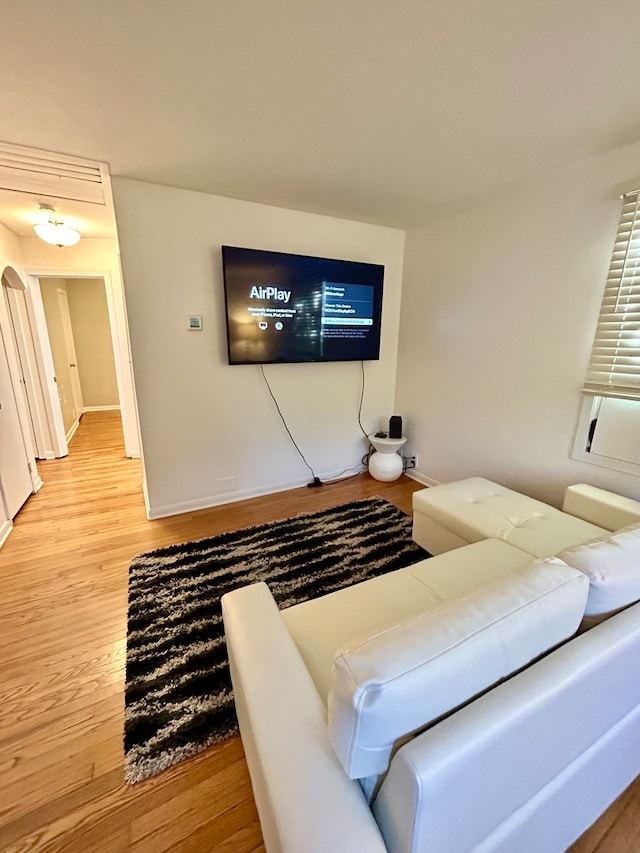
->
[[56, 285, 84, 439], [26, 267, 140, 459], [0, 320, 37, 518], [0, 265, 43, 536], [2, 278, 50, 457]]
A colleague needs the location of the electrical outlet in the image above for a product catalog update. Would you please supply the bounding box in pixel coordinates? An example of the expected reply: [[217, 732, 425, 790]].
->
[[404, 453, 418, 469]]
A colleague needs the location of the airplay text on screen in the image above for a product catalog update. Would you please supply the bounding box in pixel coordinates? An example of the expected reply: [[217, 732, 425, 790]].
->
[[246, 280, 374, 339]]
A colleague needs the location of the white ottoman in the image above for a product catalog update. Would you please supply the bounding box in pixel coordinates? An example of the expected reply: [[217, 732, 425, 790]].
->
[[412, 477, 607, 557]]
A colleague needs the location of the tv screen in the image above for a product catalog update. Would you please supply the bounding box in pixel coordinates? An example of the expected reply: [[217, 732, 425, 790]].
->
[[221, 246, 384, 365]]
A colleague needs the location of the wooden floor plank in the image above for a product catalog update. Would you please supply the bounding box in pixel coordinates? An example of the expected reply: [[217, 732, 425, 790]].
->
[[131, 761, 254, 851], [0, 410, 637, 852]]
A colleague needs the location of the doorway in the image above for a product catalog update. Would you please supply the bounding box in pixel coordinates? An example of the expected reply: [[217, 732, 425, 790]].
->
[[0, 263, 142, 548], [38, 276, 124, 451]]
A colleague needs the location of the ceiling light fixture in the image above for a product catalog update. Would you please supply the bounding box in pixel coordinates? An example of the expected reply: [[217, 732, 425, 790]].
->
[[33, 204, 81, 247]]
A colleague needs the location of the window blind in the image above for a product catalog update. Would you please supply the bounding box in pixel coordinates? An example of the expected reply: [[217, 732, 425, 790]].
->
[[583, 191, 640, 401]]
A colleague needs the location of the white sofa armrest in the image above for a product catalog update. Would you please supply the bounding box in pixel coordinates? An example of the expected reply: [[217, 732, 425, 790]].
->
[[373, 601, 640, 853], [221, 582, 387, 853], [563, 484, 640, 531]]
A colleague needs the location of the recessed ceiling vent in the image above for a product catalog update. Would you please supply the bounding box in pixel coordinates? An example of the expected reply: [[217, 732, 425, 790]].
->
[[0, 142, 108, 206]]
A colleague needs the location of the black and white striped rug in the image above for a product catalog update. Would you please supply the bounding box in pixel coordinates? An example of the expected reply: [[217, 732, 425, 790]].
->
[[124, 496, 428, 783]]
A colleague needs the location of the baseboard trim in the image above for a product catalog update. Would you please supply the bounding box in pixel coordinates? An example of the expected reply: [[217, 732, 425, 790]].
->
[[83, 405, 121, 412], [146, 467, 367, 520], [66, 418, 81, 444], [0, 519, 13, 549], [147, 482, 308, 520], [406, 470, 440, 487]]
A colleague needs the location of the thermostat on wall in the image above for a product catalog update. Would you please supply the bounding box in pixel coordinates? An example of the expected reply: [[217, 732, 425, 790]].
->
[[187, 315, 203, 331]]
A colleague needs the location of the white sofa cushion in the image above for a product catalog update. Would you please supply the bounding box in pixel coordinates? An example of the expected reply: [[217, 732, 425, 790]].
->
[[562, 484, 640, 532], [327, 559, 589, 780], [558, 522, 640, 625], [372, 600, 640, 853], [412, 477, 607, 558], [282, 539, 533, 700]]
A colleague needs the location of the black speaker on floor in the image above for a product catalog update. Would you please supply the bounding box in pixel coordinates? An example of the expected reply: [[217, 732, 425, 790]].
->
[[389, 415, 403, 439]]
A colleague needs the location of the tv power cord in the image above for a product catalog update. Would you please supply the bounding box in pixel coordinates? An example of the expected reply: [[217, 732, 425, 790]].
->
[[260, 361, 375, 488], [259, 365, 323, 487]]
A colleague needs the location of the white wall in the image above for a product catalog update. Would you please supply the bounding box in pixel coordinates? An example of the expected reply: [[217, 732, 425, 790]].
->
[[66, 278, 119, 408], [112, 178, 405, 518], [395, 138, 640, 506]]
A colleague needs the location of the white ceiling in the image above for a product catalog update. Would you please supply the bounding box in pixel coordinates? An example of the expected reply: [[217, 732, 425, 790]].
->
[[1, 0, 640, 236]]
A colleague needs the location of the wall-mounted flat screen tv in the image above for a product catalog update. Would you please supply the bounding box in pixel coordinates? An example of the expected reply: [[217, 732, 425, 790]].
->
[[222, 245, 384, 365]]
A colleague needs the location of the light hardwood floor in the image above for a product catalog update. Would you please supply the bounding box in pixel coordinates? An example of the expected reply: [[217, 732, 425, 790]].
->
[[0, 411, 638, 852]]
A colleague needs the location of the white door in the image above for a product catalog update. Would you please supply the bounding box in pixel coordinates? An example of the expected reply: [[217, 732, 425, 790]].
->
[[0, 324, 32, 518], [4, 287, 39, 456], [57, 288, 84, 421]]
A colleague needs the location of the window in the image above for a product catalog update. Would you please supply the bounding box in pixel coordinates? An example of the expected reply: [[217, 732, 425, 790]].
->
[[573, 190, 640, 474], [584, 192, 640, 400]]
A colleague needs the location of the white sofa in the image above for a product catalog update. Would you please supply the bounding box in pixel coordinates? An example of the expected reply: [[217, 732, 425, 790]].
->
[[221, 479, 640, 853]]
